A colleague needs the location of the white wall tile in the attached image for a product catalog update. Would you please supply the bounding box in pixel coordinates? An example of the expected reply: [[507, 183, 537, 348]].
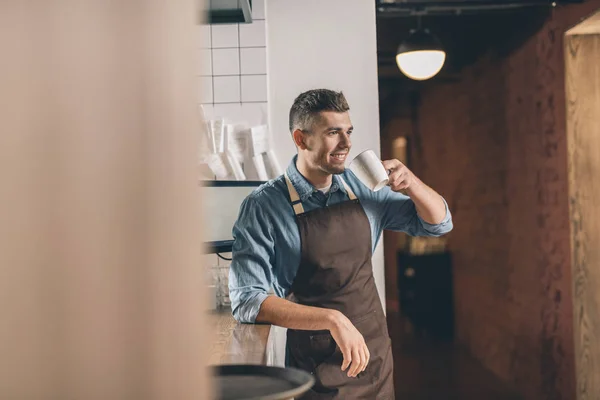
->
[[239, 20, 266, 47], [252, 0, 265, 19], [212, 48, 240, 76], [198, 49, 212, 76], [240, 47, 266, 74], [241, 75, 267, 102], [241, 102, 268, 126], [199, 24, 211, 48], [213, 103, 243, 124], [211, 24, 239, 48], [213, 76, 241, 103], [198, 76, 213, 104]]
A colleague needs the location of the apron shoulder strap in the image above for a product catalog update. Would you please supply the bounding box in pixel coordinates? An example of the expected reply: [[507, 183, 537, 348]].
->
[[284, 173, 357, 215], [338, 176, 357, 200], [284, 171, 305, 215]]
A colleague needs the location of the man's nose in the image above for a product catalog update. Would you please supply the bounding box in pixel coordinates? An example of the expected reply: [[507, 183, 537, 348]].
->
[[340, 132, 351, 148]]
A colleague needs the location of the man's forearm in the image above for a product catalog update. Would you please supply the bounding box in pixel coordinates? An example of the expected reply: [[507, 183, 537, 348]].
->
[[258, 295, 371, 377], [406, 176, 446, 225], [256, 295, 341, 331]]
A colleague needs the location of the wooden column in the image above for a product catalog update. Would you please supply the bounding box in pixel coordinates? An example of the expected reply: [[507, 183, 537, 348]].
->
[[0, 1, 211, 399], [565, 11, 600, 400]]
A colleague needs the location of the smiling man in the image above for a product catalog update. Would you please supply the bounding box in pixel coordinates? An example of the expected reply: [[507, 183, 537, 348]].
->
[[229, 89, 453, 399]]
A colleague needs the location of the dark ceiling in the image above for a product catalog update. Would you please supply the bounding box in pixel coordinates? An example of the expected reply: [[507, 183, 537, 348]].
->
[[376, 0, 584, 85], [375, 0, 585, 124]]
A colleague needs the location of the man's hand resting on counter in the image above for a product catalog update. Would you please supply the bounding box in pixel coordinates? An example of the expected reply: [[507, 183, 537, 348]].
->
[[256, 295, 369, 378]]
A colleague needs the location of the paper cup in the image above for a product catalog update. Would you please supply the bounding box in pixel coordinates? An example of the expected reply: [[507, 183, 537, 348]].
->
[[348, 149, 389, 192]]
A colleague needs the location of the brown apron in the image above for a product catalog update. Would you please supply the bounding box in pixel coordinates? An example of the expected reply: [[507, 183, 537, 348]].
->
[[284, 173, 395, 400]]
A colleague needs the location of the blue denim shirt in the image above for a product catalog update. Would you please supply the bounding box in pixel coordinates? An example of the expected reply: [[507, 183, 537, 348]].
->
[[229, 155, 453, 323]]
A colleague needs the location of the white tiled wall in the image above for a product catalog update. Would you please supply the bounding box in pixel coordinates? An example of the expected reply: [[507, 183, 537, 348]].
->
[[198, 0, 268, 128], [199, 1, 269, 308]]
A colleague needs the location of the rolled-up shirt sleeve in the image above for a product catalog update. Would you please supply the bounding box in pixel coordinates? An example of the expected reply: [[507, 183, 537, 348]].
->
[[229, 195, 275, 323], [379, 188, 453, 237]]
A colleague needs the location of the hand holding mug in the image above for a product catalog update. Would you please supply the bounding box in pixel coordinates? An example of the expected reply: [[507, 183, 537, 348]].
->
[[349, 150, 415, 193], [381, 159, 415, 192]]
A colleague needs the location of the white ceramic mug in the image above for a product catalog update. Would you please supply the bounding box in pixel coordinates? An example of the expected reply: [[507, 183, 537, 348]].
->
[[348, 149, 389, 192]]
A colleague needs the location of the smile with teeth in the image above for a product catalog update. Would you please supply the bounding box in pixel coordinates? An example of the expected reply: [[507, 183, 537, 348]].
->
[[330, 153, 347, 161]]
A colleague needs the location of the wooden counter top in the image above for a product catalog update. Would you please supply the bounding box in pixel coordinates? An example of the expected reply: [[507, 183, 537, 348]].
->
[[208, 308, 272, 365]]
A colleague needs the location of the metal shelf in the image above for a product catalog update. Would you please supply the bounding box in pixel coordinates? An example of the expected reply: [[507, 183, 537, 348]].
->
[[205, 240, 234, 254]]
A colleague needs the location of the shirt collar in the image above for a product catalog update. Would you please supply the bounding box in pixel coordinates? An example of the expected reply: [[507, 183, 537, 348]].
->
[[286, 155, 347, 202]]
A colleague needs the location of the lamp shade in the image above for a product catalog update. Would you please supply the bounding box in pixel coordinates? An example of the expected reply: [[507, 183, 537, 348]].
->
[[396, 29, 446, 81]]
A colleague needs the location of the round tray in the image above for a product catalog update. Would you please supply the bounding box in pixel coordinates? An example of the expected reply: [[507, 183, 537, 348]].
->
[[212, 364, 315, 400]]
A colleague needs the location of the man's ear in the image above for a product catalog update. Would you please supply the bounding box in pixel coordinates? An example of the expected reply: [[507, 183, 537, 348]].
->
[[292, 129, 308, 150]]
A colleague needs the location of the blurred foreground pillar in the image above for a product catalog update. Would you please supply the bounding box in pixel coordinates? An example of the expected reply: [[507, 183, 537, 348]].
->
[[0, 1, 211, 399]]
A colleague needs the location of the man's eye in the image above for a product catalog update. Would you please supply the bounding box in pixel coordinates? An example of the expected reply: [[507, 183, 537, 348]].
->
[[329, 131, 338, 135]]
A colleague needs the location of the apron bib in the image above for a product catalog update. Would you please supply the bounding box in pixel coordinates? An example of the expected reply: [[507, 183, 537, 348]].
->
[[284, 172, 395, 399]]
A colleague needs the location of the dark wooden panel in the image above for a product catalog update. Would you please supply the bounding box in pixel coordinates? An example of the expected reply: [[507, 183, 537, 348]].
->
[[565, 25, 600, 400]]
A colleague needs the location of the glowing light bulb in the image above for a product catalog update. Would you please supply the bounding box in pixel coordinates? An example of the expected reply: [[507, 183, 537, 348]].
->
[[396, 50, 446, 81], [396, 29, 446, 81]]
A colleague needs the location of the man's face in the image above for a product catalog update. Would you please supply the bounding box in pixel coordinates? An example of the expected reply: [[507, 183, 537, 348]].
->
[[301, 111, 353, 175]]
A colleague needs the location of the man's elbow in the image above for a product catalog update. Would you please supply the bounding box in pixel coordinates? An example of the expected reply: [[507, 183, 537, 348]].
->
[[437, 218, 453, 236], [426, 203, 453, 236], [230, 292, 268, 324], [231, 306, 244, 323], [231, 299, 253, 323], [412, 212, 453, 237], [429, 215, 453, 236]]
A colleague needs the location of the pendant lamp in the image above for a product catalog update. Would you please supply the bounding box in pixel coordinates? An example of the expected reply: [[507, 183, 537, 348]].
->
[[396, 28, 446, 81]]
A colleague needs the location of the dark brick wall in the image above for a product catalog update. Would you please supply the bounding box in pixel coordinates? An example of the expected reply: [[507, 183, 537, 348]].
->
[[384, 2, 600, 399]]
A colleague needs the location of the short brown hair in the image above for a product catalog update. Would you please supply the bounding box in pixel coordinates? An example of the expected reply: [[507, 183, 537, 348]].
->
[[288, 89, 349, 133]]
